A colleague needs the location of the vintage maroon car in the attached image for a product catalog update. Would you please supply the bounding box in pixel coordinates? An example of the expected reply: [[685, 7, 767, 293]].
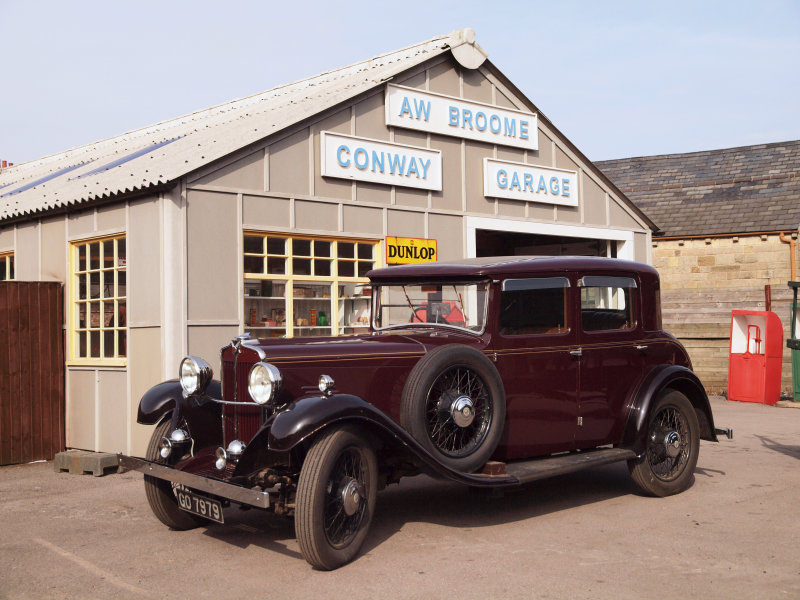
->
[[119, 256, 731, 569]]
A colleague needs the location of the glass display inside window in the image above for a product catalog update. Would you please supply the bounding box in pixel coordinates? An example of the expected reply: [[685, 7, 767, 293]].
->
[[243, 234, 379, 338], [292, 282, 333, 337], [0, 252, 14, 281], [72, 235, 126, 360]]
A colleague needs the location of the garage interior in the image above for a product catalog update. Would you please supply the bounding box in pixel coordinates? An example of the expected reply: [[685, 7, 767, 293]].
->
[[475, 229, 618, 258]]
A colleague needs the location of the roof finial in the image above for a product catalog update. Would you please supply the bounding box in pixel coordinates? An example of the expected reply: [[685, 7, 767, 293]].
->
[[449, 28, 488, 70]]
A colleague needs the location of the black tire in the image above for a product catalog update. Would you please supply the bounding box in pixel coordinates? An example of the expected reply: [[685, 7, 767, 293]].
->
[[628, 389, 700, 497], [295, 426, 378, 570], [144, 420, 206, 530], [400, 344, 506, 473]]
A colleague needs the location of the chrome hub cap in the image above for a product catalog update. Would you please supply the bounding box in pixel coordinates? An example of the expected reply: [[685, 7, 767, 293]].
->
[[451, 395, 476, 428], [340, 478, 365, 516], [664, 430, 682, 458]]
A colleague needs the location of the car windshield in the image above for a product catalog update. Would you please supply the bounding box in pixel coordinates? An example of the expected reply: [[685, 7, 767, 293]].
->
[[373, 281, 489, 334]]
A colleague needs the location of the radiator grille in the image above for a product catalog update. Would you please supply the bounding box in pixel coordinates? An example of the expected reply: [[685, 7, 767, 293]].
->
[[221, 357, 264, 444]]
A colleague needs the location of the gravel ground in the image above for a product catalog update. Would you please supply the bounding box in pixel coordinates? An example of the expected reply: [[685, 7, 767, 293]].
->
[[1, 397, 799, 600]]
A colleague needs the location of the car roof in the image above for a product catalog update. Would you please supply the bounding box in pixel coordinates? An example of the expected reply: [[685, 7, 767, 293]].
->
[[368, 256, 659, 282]]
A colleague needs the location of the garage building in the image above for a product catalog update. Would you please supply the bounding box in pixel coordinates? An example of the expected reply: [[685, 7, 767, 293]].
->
[[0, 29, 655, 456]]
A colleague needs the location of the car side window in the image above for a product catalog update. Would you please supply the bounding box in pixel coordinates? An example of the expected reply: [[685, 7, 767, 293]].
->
[[500, 277, 570, 336], [579, 275, 637, 331]]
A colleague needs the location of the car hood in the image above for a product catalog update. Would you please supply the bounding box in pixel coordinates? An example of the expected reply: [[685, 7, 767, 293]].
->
[[228, 328, 487, 365]]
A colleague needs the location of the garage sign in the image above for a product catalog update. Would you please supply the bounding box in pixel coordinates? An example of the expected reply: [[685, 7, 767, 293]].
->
[[386, 236, 437, 264], [484, 158, 579, 207], [321, 131, 442, 191], [385, 84, 538, 151]]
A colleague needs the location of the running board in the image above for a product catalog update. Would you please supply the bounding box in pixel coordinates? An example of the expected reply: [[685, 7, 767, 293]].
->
[[472, 447, 637, 486]]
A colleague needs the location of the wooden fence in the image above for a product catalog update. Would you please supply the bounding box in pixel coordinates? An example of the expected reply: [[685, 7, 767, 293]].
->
[[0, 282, 65, 465], [662, 285, 794, 395]]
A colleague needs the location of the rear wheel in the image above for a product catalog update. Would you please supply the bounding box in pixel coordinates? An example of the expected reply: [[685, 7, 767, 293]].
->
[[144, 419, 206, 530], [295, 426, 377, 570], [628, 390, 699, 497]]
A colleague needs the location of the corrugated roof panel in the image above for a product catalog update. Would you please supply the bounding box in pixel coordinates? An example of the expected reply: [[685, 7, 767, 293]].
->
[[1, 162, 91, 199]]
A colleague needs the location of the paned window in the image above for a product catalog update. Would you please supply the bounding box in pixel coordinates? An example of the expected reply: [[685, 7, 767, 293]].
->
[[243, 233, 380, 338], [70, 235, 127, 362], [0, 252, 13, 281]]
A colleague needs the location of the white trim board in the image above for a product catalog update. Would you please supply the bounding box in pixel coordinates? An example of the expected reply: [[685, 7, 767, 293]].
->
[[465, 216, 636, 261]]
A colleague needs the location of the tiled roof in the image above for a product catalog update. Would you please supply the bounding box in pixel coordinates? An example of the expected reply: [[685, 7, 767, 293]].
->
[[595, 140, 800, 237], [1, 31, 480, 222]]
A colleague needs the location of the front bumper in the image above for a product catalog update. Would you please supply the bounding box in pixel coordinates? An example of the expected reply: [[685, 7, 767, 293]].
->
[[118, 454, 276, 509]]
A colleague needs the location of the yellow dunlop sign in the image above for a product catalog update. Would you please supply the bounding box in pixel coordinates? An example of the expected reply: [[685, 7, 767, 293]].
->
[[386, 236, 437, 264]]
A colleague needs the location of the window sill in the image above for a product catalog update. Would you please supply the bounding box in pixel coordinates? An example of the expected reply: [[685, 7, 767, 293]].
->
[[67, 359, 127, 369]]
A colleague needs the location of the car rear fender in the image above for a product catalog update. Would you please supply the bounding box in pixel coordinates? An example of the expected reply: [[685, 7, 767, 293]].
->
[[266, 394, 518, 488], [623, 364, 718, 455]]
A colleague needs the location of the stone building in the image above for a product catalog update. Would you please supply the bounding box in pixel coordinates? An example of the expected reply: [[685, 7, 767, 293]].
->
[[597, 140, 800, 394]]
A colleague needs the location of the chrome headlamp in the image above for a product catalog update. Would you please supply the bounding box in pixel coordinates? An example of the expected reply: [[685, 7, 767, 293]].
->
[[158, 428, 190, 459], [247, 362, 283, 405], [318, 374, 335, 396], [179, 356, 213, 396]]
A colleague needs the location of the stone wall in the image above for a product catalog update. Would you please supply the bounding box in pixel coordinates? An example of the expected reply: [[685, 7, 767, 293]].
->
[[653, 232, 799, 395]]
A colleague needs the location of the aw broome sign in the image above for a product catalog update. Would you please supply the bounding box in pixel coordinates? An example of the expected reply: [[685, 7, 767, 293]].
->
[[385, 84, 538, 151], [483, 158, 579, 207], [385, 236, 437, 265], [320, 132, 442, 191]]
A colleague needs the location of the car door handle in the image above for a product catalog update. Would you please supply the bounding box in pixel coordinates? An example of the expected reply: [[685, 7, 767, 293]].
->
[[570, 348, 583, 357], [635, 345, 648, 351]]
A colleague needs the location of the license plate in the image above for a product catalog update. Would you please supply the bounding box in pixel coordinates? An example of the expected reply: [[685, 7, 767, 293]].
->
[[175, 488, 224, 523]]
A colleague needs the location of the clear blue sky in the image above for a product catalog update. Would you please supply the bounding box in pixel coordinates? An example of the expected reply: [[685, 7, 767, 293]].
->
[[1, 0, 798, 165]]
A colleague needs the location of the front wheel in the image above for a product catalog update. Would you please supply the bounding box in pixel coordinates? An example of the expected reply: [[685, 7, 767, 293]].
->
[[628, 389, 700, 497], [144, 419, 207, 530], [295, 426, 378, 570]]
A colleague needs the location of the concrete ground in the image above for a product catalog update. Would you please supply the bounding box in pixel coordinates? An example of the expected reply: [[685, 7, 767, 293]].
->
[[1, 397, 799, 600]]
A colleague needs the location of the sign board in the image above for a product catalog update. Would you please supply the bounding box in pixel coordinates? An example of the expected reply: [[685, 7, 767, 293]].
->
[[483, 158, 578, 207], [385, 236, 437, 264], [385, 84, 538, 151], [320, 131, 442, 191]]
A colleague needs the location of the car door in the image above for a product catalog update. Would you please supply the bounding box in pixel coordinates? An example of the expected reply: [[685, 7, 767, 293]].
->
[[491, 276, 579, 459], [575, 274, 643, 449]]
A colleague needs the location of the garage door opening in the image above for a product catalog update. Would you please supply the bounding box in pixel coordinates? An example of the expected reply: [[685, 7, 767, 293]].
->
[[475, 229, 617, 258]]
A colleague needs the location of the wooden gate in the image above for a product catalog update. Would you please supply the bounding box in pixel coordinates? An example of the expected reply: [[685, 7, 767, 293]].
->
[[0, 282, 65, 465]]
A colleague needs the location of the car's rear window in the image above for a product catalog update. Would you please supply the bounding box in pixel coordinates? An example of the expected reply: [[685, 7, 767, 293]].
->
[[579, 276, 637, 331]]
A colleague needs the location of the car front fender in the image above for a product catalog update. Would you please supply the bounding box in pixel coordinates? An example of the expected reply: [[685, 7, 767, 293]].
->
[[137, 379, 222, 425], [622, 364, 718, 455]]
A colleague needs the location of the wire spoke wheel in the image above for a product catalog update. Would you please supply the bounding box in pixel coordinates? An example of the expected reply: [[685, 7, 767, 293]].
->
[[425, 366, 492, 458], [296, 426, 377, 570], [323, 448, 368, 548], [401, 345, 505, 473], [628, 389, 699, 497], [646, 406, 690, 481]]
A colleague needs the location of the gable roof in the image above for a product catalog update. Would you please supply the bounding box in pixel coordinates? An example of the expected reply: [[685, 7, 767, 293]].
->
[[595, 140, 800, 237], [1, 30, 484, 222], [1, 28, 652, 233]]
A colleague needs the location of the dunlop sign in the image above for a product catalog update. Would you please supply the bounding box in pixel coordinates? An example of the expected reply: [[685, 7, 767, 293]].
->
[[320, 131, 442, 191], [385, 84, 538, 151], [386, 236, 437, 265]]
